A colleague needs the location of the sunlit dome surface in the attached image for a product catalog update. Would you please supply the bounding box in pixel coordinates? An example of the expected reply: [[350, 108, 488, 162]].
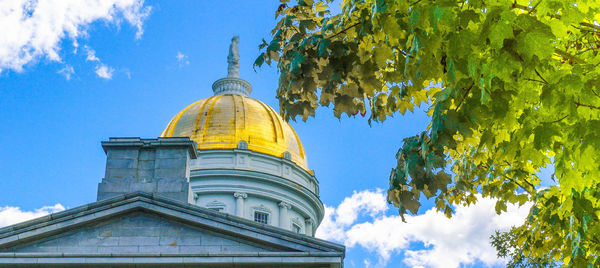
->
[[160, 94, 308, 170]]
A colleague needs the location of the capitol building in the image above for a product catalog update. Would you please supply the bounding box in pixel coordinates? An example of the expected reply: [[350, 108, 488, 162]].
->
[[0, 37, 344, 267]]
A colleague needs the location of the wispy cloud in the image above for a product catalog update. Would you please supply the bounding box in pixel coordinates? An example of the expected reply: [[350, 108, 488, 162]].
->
[[317, 189, 531, 267], [95, 64, 114, 79], [176, 51, 190, 66], [57, 65, 75, 80], [85, 46, 100, 62], [84, 45, 117, 79], [0, 0, 151, 73], [0, 204, 65, 228]]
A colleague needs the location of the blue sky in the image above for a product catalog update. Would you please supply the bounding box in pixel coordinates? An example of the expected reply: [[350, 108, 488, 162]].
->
[[0, 1, 529, 267]]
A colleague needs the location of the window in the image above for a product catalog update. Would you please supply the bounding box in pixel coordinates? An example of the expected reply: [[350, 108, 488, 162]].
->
[[254, 211, 269, 224], [292, 224, 301, 234]]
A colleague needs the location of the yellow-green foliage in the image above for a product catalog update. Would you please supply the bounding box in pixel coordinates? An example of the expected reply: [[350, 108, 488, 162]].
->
[[257, 0, 600, 266]]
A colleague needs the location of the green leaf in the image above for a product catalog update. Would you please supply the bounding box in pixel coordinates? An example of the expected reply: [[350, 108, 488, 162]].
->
[[489, 20, 513, 49], [480, 87, 490, 104], [317, 39, 330, 57], [495, 200, 507, 214], [254, 53, 265, 67]]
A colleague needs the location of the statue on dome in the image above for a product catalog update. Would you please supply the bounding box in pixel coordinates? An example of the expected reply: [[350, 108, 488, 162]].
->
[[227, 36, 240, 78]]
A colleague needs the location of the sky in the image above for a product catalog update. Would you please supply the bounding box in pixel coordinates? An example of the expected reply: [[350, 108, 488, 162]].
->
[[0, 1, 531, 267]]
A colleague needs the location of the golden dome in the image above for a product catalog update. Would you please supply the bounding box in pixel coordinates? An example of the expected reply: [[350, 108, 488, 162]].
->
[[160, 94, 308, 170]]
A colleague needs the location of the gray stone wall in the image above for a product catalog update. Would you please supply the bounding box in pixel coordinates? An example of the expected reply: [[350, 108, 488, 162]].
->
[[97, 138, 197, 203], [5, 212, 274, 254]]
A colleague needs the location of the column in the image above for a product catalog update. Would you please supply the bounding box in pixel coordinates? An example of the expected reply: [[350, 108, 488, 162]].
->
[[278, 201, 291, 229], [305, 218, 314, 236], [234, 192, 247, 217]]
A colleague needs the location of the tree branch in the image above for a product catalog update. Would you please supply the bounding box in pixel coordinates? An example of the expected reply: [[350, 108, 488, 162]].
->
[[455, 83, 474, 111], [575, 101, 600, 110], [542, 114, 569, 124], [524, 78, 545, 84], [329, 22, 360, 39], [534, 69, 548, 84], [512, 4, 600, 32], [528, 0, 542, 15], [504, 175, 532, 195], [580, 22, 600, 32], [555, 49, 587, 65], [591, 88, 600, 99]]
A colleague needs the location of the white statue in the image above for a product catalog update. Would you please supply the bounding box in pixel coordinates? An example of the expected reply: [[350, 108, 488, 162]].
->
[[227, 36, 240, 78]]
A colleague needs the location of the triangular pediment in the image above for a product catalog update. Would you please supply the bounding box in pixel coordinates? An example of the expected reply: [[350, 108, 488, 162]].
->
[[4, 211, 278, 254], [0, 192, 343, 267]]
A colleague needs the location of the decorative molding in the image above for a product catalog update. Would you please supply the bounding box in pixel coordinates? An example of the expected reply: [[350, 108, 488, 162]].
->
[[212, 77, 252, 96], [291, 217, 302, 227], [191, 184, 321, 223], [190, 149, 320, 197], [278, 201, 291, 209], [233, 192, 248, 199], [190, 170, 321, 212], [206, 200, 226, 210], [304, 218, 314, 226], [237, 140, 248, 150], [191, 149, 317, 181], [252, 204, 271, 213]]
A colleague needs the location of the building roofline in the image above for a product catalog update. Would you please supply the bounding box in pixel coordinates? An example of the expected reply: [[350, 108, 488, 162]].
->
[[0, 192, 344, 254]]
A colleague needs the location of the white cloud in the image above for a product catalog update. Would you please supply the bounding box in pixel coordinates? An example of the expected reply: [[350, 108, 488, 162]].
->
[[0, 0, 151, 73], [57, 65, 74, 80], [318, 189, 388, 242], [95, 64, 114, 79], [317, 189, 531, 267], [85, 46, 99, 62], [176, 51, 189, 66], [0, 204, 65, 228]]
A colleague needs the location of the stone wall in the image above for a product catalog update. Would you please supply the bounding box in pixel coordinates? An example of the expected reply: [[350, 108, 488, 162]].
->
[[97, 137, 197, 203]]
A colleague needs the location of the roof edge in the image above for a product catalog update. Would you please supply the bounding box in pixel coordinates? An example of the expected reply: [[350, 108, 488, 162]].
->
[[0, 192, 344, 253]]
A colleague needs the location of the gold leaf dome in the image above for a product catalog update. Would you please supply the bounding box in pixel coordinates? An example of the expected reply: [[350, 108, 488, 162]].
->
[[160, 94, 308, 170], [161, 36, 309, 171]]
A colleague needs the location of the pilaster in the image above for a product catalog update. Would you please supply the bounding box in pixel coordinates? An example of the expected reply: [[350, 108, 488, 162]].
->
[[278, 201, 291, 230], [234, 192, 248, 217]]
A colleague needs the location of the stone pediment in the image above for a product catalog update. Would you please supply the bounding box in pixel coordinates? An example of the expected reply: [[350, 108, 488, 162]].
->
[[5, 212, 278, 254], [0, 192, 344, 267]]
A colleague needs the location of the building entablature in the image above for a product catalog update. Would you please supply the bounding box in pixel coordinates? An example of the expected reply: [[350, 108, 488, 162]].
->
[[191, 149, 319, 195]]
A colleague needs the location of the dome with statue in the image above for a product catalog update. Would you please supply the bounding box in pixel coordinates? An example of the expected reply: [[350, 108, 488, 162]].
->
[[160, 36, 323, 235], [0, 36, 342, 267]]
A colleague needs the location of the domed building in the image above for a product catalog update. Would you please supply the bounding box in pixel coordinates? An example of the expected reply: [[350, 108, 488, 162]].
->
[[158, 38, 323, 236], [0, 37, 343, 267]]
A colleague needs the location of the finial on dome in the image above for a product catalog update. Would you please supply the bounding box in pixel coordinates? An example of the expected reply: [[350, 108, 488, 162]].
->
[[212, 36, 252, 96], [227, 36, 240, 78]]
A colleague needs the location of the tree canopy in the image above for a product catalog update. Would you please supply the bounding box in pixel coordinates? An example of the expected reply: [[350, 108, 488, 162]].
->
[[256, 0, 600, 265], [491, 227, 557, 267]]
